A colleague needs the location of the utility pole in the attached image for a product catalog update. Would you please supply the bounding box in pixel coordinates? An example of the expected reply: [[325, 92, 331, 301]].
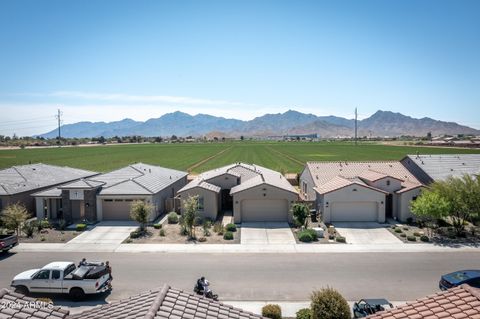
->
[[355, 107, 358, 146], [55, 108, 62, 145]]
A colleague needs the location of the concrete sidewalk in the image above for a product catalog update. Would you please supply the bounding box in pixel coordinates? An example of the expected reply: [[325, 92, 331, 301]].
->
[[13, 242, 480, 253]]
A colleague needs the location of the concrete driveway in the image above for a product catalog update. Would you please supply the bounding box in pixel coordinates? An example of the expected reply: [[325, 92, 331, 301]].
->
[[333, 222, 403, 245], [241, 222, 296, 245], [65, 221, 138, 250]]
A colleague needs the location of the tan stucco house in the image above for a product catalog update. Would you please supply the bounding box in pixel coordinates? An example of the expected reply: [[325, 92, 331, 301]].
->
[[300, 161, 424, 223], [0, 163, 97, 215], [177, 163, 298, 223], [32, 163, 187, 223]]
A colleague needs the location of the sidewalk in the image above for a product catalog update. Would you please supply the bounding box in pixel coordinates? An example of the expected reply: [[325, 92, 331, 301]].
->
[[13, 242, 480, 253]]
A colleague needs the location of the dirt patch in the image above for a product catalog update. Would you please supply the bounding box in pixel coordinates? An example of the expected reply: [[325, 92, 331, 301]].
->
[[291, 218, 343, 244], [125, 223, 241, 244], [19, 229, 80, 243], [387, 224, 480, 244]]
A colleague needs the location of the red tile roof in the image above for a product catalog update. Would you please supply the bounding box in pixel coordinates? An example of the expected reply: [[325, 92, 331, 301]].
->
[[366, 284, 480, 319]]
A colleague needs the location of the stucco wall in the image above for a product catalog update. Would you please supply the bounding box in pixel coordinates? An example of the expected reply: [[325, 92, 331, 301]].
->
[[397, 187, 423, 222], [232, 184, 298, 223], [205, 174, 239, 189], [151, 177, 188, 219], [0, 192, 36, 215], [178, 187, 219, 221], [369, 178, 402, 193], [318, 184, 386, 223], [299, 168, 316, 201]]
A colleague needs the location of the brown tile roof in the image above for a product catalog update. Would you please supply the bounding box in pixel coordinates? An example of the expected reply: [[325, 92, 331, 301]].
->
[[0, 288, 69, 319], [314, 176, 388, 195], [366, 284, 480, 319], [71, 284, 265, 319]]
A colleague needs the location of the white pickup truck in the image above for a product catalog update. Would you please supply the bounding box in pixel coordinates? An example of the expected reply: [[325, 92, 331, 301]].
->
[[11, 261, 111, 300]]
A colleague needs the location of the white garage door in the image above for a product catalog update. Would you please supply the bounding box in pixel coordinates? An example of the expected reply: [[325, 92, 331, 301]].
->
[[241, 199, 288, 222], [331, 201, 378, 222], [102, 199, 133, 220]]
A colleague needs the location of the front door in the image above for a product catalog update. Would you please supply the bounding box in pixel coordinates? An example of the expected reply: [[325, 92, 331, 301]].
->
[[386, 194, 393, 218], [221, 189, 233, 211]]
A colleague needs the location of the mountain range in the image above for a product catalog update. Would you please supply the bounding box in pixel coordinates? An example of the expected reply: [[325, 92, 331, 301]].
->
[[39, 110, 480, 138]]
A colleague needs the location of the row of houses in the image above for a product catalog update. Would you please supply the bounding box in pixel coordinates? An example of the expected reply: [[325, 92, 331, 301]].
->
[[1, 154, 479, 224]]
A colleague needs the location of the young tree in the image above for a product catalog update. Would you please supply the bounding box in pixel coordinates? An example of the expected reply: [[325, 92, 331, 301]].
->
[[310, 287, 351, 319], [182, 195, 199, 239], [1, 203, 30, 235], [411, 190, 450, 234], [292, 203, 310, 228], [130, 200, 153, 232]]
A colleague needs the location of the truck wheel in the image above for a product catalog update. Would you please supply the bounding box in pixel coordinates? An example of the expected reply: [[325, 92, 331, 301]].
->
[[69, 288, 85, 301], [14, 286, 29, 295]]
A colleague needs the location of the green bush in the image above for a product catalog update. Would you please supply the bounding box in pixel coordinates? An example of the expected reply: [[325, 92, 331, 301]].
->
[[153, 223, 162, 229], [22, 220, 37, 237], [226, 223, 237, 232], [57, 219, 66, 230], [394, 228, 402, 233], [39, 219, 51, 230], [403, 226, 409, 231], [296, 308, 312, 319], [261, 304, 282, 319], [420, 235, 429, 242], [223, 231, 234, 240], [76, 224, 87, 232], [305, 229, 318, 241], [213, 222, 224, 235], [407, 235, 417, 241], [298, 230, 313, 242], [335, 236, 346, 243], [413, 231, 421, 237], [406, 217, 414, 225], [40, 236, 46, 242], [167, 212, 179, 224], [130, 230, 142, 238], [159, 229, 166, 237], [400, 233, 407, 238], [310, 287, 350, 319], [193, 216, 204, 226], [390, 225, 396, 229]]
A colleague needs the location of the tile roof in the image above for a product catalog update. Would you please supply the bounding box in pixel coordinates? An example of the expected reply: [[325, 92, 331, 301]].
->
[[366, 284, 480, 319], [314, 176, 388, 195], [71, 284, 265, 319], [403, 154, 480, 182], [0, 288, 69, 319], [0, 163, 98, 196], [305, 161, 423, 194], [358, 170, 402, 183], [58, 179, 105, 189], [178, 178, 222, 193]]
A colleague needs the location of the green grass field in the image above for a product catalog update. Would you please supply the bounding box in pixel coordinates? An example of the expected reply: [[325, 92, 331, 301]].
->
[[1, 142, 479, 174]]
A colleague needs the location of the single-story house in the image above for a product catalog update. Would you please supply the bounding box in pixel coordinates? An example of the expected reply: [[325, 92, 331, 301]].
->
[[0, 284, 265, 319], [365, 284, 480, 319], [401, 154, 480, 184], [300, 161, 424, 223], [32, 163, 188, 222], [0, 163, 97, 214], [177, 163, 298, 223]]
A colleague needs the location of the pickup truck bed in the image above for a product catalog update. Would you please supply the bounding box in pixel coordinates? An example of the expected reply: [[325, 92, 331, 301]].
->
[[0, 234, 18, 252]]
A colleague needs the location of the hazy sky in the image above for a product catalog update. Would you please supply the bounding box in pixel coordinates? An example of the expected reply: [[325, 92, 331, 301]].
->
[[1, 0, 479, 136]]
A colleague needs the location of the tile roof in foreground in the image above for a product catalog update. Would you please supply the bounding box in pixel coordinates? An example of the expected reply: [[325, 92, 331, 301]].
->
[[71, 284, 265, 319], [0, 288, 69, 319], [366, 284, 480, 319]]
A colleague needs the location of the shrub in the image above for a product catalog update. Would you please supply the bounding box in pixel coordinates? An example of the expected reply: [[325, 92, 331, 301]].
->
[[407, 235, 417, 241], [22, 220, 37, 237], [153, 223, 162, 229], [261, 304, 282, 319], [226, 223, 237, 232], [413, 231, 421, 237], [213, 222, 224, 235], [39, 219, 51, 230], [167, 212, 179, 224], [305, 229, 318, 241], [390, 225, 396, 229], [406, 217, 414, 225], [311, 287, 350, 319], [76, 224, 87, 232], [296, 308, 312, 319], [0, 203, 29, 235], [40, 236, 46, 242], [223, 231, 234, 240], [335, 236, 346, 243], [159, 229, 166, 236], [420, 235, 429, 242], [328, 234, 335, 240], [57, 219, 66, 230], [298, 230, 313, 242], [403, 226, 409, 231], [203, 221, 211, 236], [394, 228, 402, 233], [193, 216, 204, 226], [198, 237, 207, 242], [400, 233, 407, 238], [125, 239, 132, 243]]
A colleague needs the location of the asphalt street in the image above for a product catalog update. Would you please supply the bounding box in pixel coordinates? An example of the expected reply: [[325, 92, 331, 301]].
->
[[1, 251, 479, 310]]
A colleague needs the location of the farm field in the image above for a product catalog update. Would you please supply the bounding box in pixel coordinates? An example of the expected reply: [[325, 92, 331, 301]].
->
[[1, 142, 479, 174]]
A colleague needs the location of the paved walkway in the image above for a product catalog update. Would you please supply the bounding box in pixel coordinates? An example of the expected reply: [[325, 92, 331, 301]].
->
[[333, 222, 402, 245], [241, 222, 296, 245]]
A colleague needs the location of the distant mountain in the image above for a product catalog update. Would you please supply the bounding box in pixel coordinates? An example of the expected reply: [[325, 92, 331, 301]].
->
[[38, 109, 480, 138]]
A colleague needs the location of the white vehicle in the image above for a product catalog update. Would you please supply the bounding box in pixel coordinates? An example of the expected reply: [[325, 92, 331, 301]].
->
[[11, 261, 111, 300]]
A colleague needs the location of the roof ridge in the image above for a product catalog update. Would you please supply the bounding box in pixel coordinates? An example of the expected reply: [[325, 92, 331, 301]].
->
[[461, 284, 480, 300], [12, 166, 28, 182], [131, 178, 154, 193], [129, 164, 147, 176], [145, 284, 170, 319]]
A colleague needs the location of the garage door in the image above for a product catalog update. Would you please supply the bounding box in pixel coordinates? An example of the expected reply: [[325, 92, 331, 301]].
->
[[331, 202, 378, 222], [241, 199, 288, 222], [102, 199, 133, 220]]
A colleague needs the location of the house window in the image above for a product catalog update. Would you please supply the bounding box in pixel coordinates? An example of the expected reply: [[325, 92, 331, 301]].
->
[[302, 181, 307, 194], [412, 196, 418, 201], [0, 198, 2, 211], [198, 197, 204, 211], [125, 199, 134, 202], [386, 180, 391, 186], [104, 199, 113, 202]]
